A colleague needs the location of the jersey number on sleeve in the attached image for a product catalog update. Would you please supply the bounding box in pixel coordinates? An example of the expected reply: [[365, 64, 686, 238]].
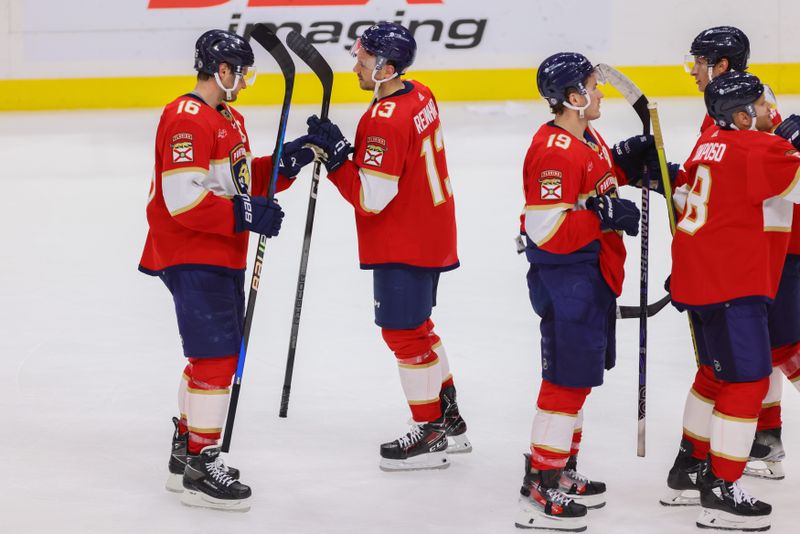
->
[[370, 101, 396, 119], [177, 100, 200, 115], [421, 126, 451, 206], [546, 133, 572, 150], [677, 164, 712, 235]]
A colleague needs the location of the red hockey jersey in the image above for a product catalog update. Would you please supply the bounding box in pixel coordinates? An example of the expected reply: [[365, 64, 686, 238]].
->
[[671, 126, 800, 306], [327, 80, 458, 271], [521, 122, 630, 296], [139, 94, 294, 273]]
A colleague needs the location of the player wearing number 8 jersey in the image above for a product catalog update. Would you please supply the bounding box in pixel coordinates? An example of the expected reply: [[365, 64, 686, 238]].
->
[[305, 22, 470, 472], [668, 71, 800, 531]]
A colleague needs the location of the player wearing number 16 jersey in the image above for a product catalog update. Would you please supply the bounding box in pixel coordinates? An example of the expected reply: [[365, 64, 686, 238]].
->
[[305, 22, 470, 472]]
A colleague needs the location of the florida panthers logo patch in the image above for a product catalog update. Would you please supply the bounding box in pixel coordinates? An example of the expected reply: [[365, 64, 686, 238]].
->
[[595, 172, 618, 196], [171, 135, 194, 163], [229, 143, 250, 194], [364, 136, 387, 167], [539, 170, 563, 200]]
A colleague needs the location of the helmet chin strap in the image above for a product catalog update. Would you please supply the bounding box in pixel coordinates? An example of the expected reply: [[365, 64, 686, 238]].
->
[[370, 57, 399, 104], [563, 93, 592, 119], [214, 72, 242, 102]]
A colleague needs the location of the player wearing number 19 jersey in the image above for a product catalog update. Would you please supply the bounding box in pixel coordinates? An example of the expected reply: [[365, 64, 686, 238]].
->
[[305, 22, 470, 472]]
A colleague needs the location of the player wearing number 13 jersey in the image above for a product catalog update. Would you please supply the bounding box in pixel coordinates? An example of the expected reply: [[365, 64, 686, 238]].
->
[[305, 22, 470, 472]]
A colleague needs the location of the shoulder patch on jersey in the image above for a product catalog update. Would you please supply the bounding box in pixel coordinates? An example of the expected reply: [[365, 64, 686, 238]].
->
[[539, 170, 563, 200], [171, 140, 194, 163], [595, 172, 618, 196], [171, 132, 193, 143], [364, 137, 387, 167], [229, 143, 250, 194]]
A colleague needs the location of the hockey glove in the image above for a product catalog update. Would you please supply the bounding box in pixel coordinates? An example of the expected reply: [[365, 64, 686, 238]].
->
[[612, 134, 656, 184], [306, 115, 353, 173], [585, 194, 640, 236], [630, 155, 680, 196], [775, 114, 800, 150], [233, 195, 284, 237], [278, 134, 327, 178]]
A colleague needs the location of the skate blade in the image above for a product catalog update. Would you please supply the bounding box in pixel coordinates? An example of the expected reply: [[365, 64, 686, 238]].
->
[[180, 489, 251, 512], [446, 433, 473, 454], [659, 488, 700, 507], [743, 460, 785, 480], [696, 507, 770, 531], [165, 473, 184, 493], [569, 492, 605, 510], [379, 451, 450, 472], [515, 504, 587, 531]]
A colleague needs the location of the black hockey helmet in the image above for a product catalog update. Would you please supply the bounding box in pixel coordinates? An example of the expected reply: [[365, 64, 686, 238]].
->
[[704, 71, 763, 129], [690, 26, 750, 71], [194, 29, 254, 76], [536, 52, 595, 106]]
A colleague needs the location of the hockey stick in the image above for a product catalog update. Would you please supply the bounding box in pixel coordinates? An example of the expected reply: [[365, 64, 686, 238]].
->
[[278, 31, 334, 418], [596, 64, 650, 457], [222, 24, 295, 452], [616, 293, 671, 319]]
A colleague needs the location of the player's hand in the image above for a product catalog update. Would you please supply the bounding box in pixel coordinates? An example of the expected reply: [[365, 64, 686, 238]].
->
[[775, 114, 800, 150], [629, 158, 680, 196], [613, 134, 656, 184], [306, 115, 353, 172], [233, 195, 285, 237], [585, 194, 640, 236], [278, 134, 327, 178]]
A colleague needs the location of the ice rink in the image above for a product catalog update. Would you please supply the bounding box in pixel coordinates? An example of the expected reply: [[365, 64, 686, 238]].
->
[[2, 94, 799, 534]]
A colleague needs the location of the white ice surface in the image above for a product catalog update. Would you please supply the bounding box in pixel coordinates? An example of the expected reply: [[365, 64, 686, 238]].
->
[[1, 96, 799, 534]]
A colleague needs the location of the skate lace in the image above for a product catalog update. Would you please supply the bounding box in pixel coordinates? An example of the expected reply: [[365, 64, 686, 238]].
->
[[207, 456, 236, 487], [397, 425, 425, 448], [563, 469, 588, 484], [730, 481, 757, 506], [545, 488, 574, 506]]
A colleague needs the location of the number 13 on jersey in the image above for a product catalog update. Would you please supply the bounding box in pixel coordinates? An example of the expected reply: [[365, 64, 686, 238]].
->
[[421, 126, 452, 206]]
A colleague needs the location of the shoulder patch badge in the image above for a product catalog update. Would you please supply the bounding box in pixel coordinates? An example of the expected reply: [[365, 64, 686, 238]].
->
[[364, 136, 387, 167], [171, 133, 194, 163], [539, 170, 563, 200]]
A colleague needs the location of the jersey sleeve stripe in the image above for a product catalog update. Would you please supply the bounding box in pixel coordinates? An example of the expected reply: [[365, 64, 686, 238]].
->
[[162, 166, 209, 177], [525, 207, 568, 246], [169, 190, 209, 216], [778, 166, 800, 202], [358, 168, 400, 213]]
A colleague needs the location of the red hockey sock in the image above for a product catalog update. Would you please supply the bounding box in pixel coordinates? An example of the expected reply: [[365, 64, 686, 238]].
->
[[530, 380, 590, 471], [185, 356, 237, 455], [683, 365, 721, 461], [710, 378, 769, 482], [383, 324, 443, 422]]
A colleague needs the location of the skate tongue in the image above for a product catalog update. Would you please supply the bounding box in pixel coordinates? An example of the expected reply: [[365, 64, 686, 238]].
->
[[201, 445, 221, 459]]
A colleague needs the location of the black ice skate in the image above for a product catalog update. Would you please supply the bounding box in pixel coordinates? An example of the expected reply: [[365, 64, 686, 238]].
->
[[441, 385, 472, 454], [744, 428, 785, 480], [660, 439, 706, 506], [559, 456, 606, 509], [379, 419, 449, 471], [696, 472, 771, 532], [516, 454, 588, 532], [180, 445, 251, 512], [166, 417, 239, 493]]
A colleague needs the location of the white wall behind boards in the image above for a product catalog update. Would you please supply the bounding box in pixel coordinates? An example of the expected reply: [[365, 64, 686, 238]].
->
[[2, 0, 799, 80]]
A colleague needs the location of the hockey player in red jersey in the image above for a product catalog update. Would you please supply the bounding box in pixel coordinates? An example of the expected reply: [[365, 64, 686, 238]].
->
[[139, 29, 320, 511], [516, 52, 662, 531], [667, 71, 800, 531], [303, 22, 470, 471], [661, 29, 800, 509]]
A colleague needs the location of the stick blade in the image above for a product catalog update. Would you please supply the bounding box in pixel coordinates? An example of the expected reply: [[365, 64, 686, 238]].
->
[[596, 63, 650, 131], [249, 23, 295, 77]]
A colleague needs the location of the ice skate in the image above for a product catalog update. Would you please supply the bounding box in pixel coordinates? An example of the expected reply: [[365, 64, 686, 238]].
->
[[516, 454, 588, 531], [559, 456, 606, 509], [660, 439, 705, 506], [743, 428, 785, 480], [180, 446, 251, 512], [441, 385, 472, 454], [379, 419, 449, 471], [166, 417, 239, 492], [696, 473, 771, 531]]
